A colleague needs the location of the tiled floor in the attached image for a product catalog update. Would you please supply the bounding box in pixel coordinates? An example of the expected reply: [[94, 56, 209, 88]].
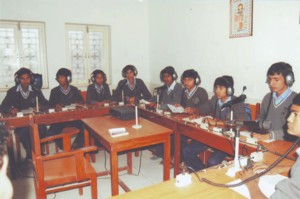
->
[[11, 149, 174, 199]]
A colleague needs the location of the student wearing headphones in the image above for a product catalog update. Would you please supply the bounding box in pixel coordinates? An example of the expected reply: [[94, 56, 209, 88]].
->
[[149, 66, 183, 159], [112, 65, 152, 104], [253, 62, 297, 141], [48, 68, 84, 149], [150, 66, 183, 110], [180, 69, 210, 115], [183, 75, 248, 171], [0, 68, 48, 160], [241, 93, 300, 199], [86, 69, 111, 105]]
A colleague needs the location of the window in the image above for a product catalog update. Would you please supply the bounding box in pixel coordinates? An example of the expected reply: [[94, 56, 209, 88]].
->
[[65, 24, 111, 86], [0, 20, 48, 90]]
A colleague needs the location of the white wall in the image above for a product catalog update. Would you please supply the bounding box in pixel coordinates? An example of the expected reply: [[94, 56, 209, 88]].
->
[[149, 0, 300, 103], [0, 0, 150, 99], [1, 0, 300, 103]]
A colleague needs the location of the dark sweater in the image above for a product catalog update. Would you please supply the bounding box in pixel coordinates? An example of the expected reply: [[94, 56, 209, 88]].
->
[[181, 87, 210, 115], [49, 85, 84, 108], [208, 95, 249, 121], [1, 85, 48, 113], [112, 78, 152, 103], [86, 83, 111, 104]]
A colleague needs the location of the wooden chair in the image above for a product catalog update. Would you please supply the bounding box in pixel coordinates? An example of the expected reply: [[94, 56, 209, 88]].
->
[[29, 117, 98, 199], [248, 103, 260, 120]]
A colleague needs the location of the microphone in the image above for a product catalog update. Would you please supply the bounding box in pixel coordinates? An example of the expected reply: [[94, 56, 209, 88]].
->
[[221, 94, 246, 109]]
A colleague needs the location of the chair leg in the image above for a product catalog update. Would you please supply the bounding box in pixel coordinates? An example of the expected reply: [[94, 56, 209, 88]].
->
[[79, 187, 83, 195], [134, 150, 140, 157], [90, 138, 96, 163], [91, 175, 98, 199]]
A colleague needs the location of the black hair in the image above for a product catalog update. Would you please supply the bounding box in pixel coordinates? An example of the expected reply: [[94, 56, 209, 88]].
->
[[91, 69, 107, 83], [56, 68, 71, 78], [181, 69, 201, 85], [292, 93, 300, 106], [214, 75, 234, 89], [160, 66, 177, 81], [122, 65, 138, 78], [14, 67, 33, 85], [267, 62, 295, 87], [267, 62, 292, 76], [14, 67, 33, 78]]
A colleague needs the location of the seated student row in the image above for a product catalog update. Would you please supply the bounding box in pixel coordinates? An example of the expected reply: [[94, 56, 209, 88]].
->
[[0, 62, 297, 171]]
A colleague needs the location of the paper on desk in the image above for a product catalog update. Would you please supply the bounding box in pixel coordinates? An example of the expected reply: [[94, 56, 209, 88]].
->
[[229, 174, 287, 198], [167, 104, 184, 113], [108, 128, 128, 137], [139, 99, 150, 104]]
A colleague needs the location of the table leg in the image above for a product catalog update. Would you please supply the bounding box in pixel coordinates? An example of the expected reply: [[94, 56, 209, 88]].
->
[[174, 130, 181, 176], [163, 135, 170, 181], [110, 151, 119, 196], [127, 151, 132, 174]]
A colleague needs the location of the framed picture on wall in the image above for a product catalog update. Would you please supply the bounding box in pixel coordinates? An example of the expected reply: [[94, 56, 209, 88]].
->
[[230, 0, 253, 38]]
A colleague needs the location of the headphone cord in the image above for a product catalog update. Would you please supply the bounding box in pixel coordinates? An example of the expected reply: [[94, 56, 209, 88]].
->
[[193, 137, 300, 188]]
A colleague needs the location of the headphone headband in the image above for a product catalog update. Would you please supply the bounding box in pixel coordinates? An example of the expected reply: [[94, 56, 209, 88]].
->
[[91, 69, 107, 83], [122, 65, 138, 78]]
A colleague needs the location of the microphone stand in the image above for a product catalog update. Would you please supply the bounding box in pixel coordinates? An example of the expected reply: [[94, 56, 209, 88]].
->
[[132, 103, 142, 129], [226, 108, 242, 177]]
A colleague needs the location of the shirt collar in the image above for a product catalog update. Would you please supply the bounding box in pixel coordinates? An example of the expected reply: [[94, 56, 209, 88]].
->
[[167, 81, 176, 92], [272, 87, 292, 106], [185, 86, 198, 97], [218, 96, 232, 107], [94, 83, 103, 90], [16, 84, 33, 92], [126, 78, 136, 85]]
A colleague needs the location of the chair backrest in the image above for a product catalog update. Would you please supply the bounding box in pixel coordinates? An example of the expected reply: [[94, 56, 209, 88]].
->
[[81, 91, 87, 102], [29, 115, 98, 199], [247, 103, 260, 120]]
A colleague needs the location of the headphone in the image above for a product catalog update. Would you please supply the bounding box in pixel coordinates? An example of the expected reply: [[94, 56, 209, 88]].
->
[[56, 68, 72, 83], [14, 68, 33, 85], [91, 69, 107, 83], [181, 70, 201, 86], [284, 68, 295, 87], [160, 66, 178, 82], [266, 62, 295, 87], [222, 76, 234, 96], [122, 65, 138, 78]]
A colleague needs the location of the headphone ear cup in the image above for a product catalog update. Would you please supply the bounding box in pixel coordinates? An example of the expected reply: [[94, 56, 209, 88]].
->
[[227, 87, 234, 96], [285, 73, 294, 87], [195, 77, 200, 85], [173, 72, 178, 80], [67, 75, 71, 83]]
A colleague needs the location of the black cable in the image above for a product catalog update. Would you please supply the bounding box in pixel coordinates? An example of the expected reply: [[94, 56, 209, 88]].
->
[[195, 137, 300, 188]]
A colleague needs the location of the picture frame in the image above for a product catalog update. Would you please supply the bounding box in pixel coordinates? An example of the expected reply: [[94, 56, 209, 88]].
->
[[230, 0, 253, 38]]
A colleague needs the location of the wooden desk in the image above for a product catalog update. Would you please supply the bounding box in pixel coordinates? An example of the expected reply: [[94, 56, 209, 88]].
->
[[82, 116, 172, 196], [108, 140, 297, 199], [108, 166, 245, 199]]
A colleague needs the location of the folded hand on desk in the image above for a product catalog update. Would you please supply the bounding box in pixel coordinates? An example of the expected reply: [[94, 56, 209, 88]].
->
[[252, 163, 290, 175], [252, 132, 271, 141]]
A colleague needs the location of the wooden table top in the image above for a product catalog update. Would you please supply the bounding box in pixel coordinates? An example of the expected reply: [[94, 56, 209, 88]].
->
[[82, 116, 173, 150]]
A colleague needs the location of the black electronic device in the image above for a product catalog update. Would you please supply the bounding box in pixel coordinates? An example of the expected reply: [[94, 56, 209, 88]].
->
[[110, 106, 135, 120]]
